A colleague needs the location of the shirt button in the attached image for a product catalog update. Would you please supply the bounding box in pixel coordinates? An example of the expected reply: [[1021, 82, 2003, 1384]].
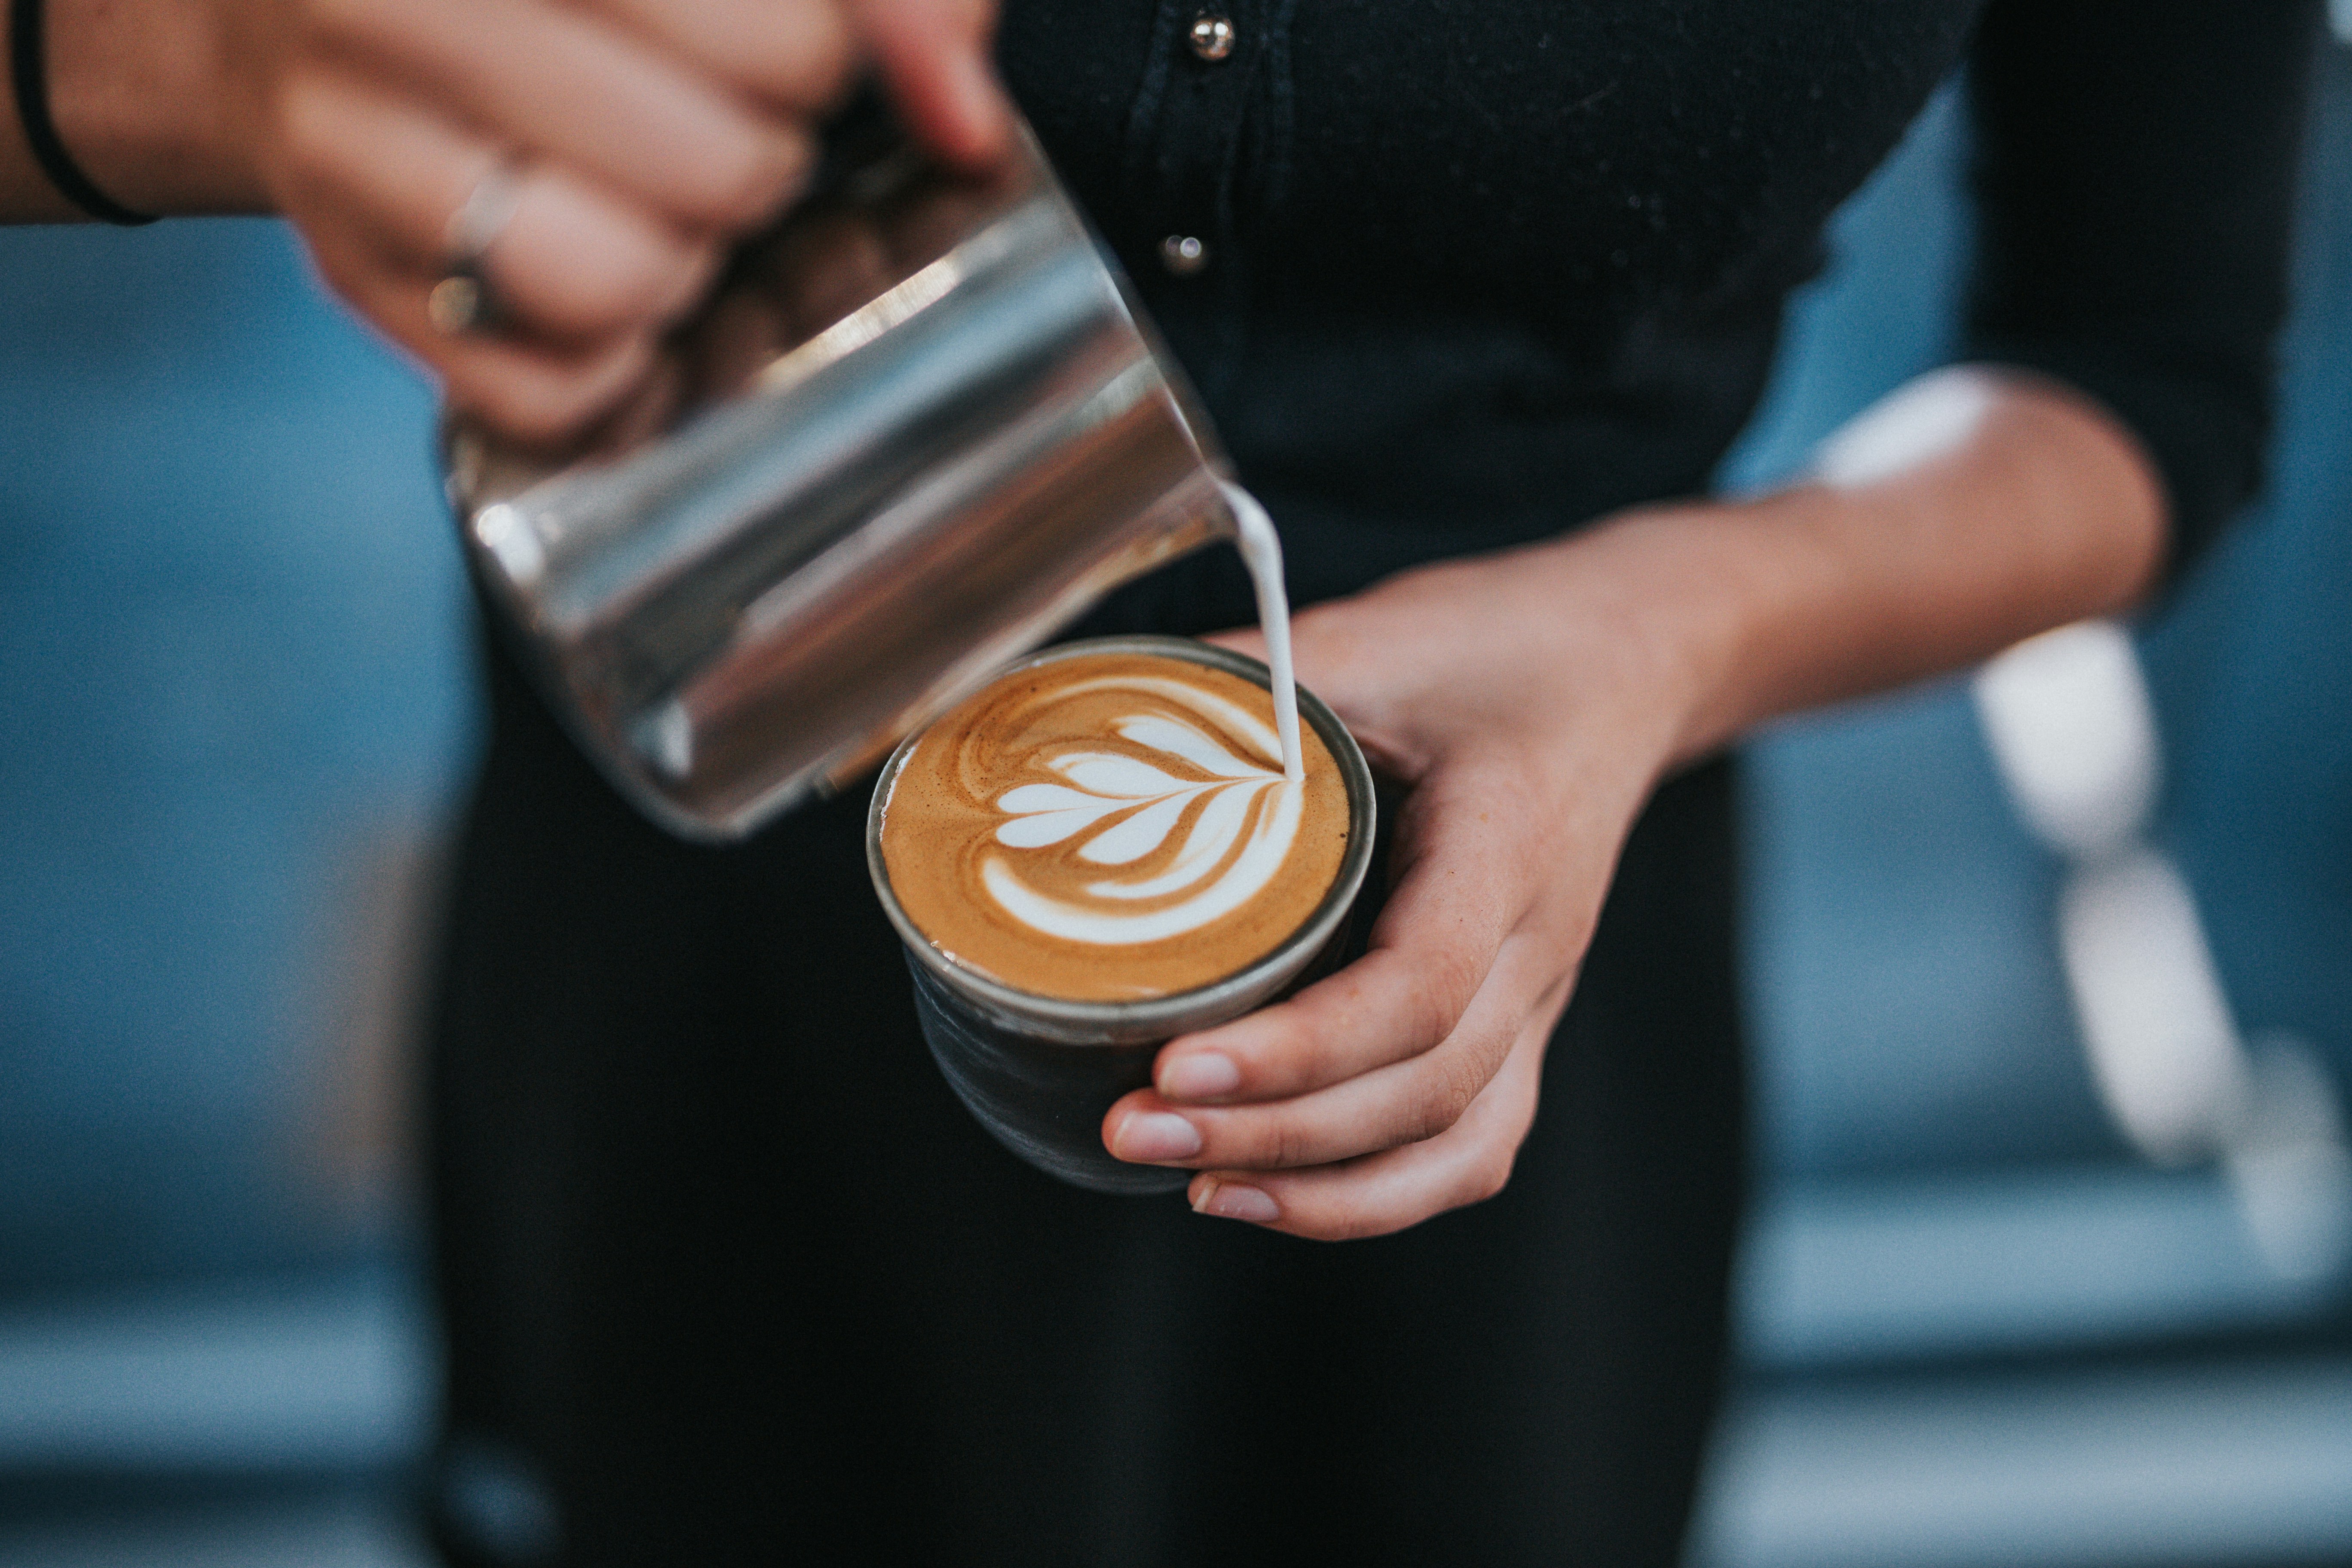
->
[[1188, 14, 1237, 61], [1158, 235, 1210, 276]]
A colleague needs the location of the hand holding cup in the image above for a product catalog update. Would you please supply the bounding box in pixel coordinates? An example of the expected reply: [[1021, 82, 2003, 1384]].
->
[[1104, 523, 1715, 1239]]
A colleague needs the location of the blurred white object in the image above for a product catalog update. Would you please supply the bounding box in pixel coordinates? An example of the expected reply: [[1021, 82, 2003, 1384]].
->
[[1971, 618, 2351, 1280], [2334, 0, 2351, 47], [2227, 1034, 2352, 1282], [1976, 623, 2159, 859], [1690, 1351, 2352, 1568], [0, 1274, 429, 1472], [2057, 848, 2244, 1164], [1813, 366, 1997, 489]]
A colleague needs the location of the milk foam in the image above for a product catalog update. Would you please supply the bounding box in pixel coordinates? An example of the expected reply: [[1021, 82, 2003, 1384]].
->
[[984, 693, 1305, 945], [879, 491, 1346, 1000], [968, 485, 1308, 950]]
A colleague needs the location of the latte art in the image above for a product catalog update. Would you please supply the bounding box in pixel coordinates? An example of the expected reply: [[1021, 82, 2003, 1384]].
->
[[985, 689, 1304, 944], [880, 651, 1351, 1001]]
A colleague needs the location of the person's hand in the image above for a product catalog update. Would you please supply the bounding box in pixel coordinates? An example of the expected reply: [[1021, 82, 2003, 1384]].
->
[[207, 0, 1008, 441], [1097, 510, 1733, 1240], [1093, 370, 2171, 1241]]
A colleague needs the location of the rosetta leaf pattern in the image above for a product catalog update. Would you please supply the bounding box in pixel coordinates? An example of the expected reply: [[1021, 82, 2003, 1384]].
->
[[991, 712, 1285, 915]]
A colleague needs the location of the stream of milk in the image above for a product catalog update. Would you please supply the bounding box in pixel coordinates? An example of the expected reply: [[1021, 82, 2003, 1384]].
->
[[1222, 482, 1304, 783]]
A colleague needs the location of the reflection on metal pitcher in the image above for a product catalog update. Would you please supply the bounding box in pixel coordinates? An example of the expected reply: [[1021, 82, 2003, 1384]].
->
[[443, 105, 1235, 840]]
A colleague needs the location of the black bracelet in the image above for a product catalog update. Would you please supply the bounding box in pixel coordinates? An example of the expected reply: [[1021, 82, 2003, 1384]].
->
[[8, 0, 156, 225]]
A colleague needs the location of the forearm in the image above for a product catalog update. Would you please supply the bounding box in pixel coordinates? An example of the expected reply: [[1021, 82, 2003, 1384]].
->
[[1587, 367, 2167, 768], [1, 0, 263, 221]]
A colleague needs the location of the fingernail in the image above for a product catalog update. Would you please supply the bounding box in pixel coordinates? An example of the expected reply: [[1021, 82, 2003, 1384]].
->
[[1192, 1181, 1280, 1224], [1160, 1052, 1241, 1100], [1112, 1111, 1202, 1164]]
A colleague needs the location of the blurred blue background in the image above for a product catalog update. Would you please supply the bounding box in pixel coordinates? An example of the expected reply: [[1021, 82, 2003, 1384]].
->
[[1, 35, 2349, 1568]]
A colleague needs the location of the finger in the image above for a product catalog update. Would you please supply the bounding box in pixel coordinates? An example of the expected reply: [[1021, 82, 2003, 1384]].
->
[[1199, 624, 1265, 662], [1151, 764, 1528, 1106], [301, 217, 660, 444], [1108, 930, 1568, 1171], [574, 351, 692, 457], [279, 67, 716, 344], [850, 0, 1012, 168], [584, 0, 858, 114], [1187, 1008, 1552, 1241], [1202, 604, 1421, 774], [309, 0, 813, 233]]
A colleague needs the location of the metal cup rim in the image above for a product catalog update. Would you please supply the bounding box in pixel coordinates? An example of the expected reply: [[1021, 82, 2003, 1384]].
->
[[866, 633, 1378, 1044]]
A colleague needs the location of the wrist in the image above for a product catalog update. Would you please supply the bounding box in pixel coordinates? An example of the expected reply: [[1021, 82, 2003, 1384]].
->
[[1538, 491, 1830, 772], [43, 0, 267, 215], [1552, 369, 2169, 774]]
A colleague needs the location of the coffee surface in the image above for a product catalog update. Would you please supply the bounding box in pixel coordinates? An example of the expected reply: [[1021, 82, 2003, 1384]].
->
[[880, 650, 1351, 1001]]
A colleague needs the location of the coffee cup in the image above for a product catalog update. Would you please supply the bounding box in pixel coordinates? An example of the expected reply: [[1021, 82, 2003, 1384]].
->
[[865, 634, 1377, 1193]]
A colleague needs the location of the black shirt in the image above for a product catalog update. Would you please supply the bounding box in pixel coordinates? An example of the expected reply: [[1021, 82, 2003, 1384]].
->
[[426, 9, 2322, 1565], [998, 0, 2318, 631]]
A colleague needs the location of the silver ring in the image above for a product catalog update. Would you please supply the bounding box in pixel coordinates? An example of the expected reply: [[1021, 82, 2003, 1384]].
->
[[429, 159, 525, 336]]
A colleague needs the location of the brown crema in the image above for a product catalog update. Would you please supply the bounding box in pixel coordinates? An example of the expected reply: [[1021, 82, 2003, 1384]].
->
[[880, 650, 1351, 1001]]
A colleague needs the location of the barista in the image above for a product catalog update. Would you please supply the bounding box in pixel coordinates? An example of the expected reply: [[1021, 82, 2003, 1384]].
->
[[3, 0, 2318, 1561]]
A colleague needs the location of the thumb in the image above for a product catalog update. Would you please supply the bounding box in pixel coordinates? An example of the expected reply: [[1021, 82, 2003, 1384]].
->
[[1201, 601, 1384, 729], [1200, 624, 1268, 662], [850, 0, 1014, 169]]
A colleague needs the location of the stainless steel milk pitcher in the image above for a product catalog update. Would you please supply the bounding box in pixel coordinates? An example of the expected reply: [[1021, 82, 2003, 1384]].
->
[[442, 102, 1236, 841]]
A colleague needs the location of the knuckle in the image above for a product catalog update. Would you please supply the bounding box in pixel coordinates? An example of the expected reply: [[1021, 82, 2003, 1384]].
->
[[646, 239, 721, 321], [1228, 1106, 1326, 1171], [1443, 1050, 1489, 1119], [1555, 907, 1599, 968], [769, 9, 856, 103], [468, 361, 612, 447], [1408, 1053, 1485, 1143], [1404, 947, 1483, 1051], [275, 79, 345, 187], [1400, 987, 1452, 1060], [474, 387, 571, 448], [1281, 1021, 1348, 1092], [1324, 1200, 1410, 1243], [690, 132, 809, 233], [1469, 1147, 1516, 1205], [541, 240, 691, 335], [502, 173, 717, 336], [1262, 1118, 1314, 1170]]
